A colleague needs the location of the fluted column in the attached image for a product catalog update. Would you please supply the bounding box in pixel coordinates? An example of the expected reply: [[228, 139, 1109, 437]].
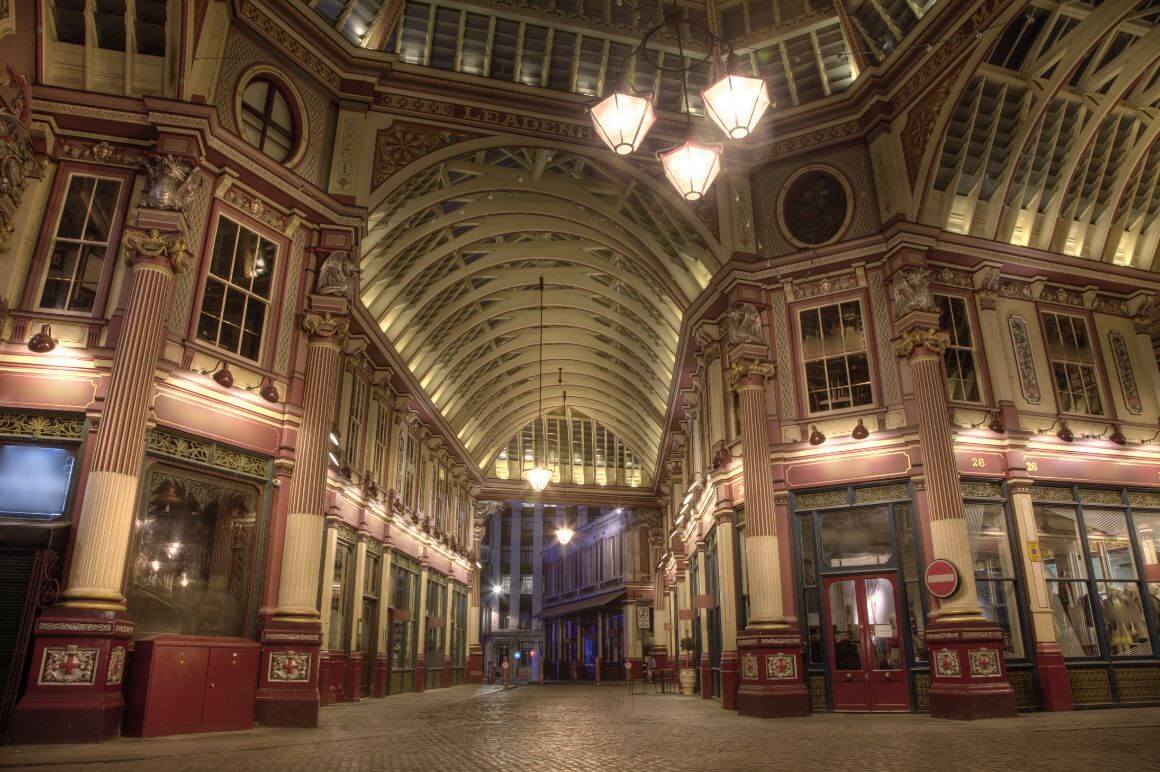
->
[[714, 484, 740, 709], [893, 265, 1015, 720], [373, 548, 394, 696], [731, 354, 808, 718], [896, 326, 984, 622], [11, 171, 200, 742], [1007, 478, 1072, 710], [272, 310, 348, 621], [415, 562, 430, 691], [61, 228, 190, 609], [731, 359, 785, 628]]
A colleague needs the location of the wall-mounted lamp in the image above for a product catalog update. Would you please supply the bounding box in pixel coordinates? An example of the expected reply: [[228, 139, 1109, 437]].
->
[[1109, 425, 1126, 445], [1057, 421, 1074, 443], [809, 425, 826, 446], [27, 324, 57, 353], [329, 428, 341, 447], [258, 376, 280, 403], [211, 361, 234, 388], [988, 413, 1006, 434], [851, 419, 869, 440]]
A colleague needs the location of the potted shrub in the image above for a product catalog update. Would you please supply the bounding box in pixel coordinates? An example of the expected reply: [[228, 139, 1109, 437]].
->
[[678, 636, 697, 696]]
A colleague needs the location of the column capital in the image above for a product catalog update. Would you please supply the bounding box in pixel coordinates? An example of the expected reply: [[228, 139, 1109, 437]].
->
[[121, 226, 193, 274], [728, 358, 775, 391], [302, 310, 350, 341], [1006, 476, 1035, 493], [895, 326, 949, 359]]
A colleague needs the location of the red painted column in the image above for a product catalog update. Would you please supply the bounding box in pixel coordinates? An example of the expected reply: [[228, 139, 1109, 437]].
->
[[255, 298, 349, 727], [894, 283, 1016, 720], [731, 351, 809, 718], [10, 209, 191, 744]]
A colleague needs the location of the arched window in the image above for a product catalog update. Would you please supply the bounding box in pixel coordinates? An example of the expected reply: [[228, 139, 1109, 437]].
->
[[239, 77, 297, 163]]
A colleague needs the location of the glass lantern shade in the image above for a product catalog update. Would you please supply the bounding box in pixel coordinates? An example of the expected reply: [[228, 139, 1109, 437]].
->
[[658, 140, 722, 202], [589, 92, 657, 156], [701, 74, 772, 140], [526, 465, 552, 491]]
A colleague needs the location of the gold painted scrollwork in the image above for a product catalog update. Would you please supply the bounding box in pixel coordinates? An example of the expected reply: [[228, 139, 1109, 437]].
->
[[894, 327, 949, 358], [302, 311, 350, 340], [121, 227, 193, 274], [728, 358, 776, 391]]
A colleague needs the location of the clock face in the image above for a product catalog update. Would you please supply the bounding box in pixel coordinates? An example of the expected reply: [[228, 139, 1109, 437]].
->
[[782, 170, 849, 246]]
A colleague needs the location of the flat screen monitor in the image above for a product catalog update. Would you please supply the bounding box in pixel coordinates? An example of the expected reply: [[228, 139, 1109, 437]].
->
[[0, 444, 75, 519]]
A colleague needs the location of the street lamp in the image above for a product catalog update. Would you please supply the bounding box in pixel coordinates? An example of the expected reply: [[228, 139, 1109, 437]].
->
[[556, 526, 574, 545]]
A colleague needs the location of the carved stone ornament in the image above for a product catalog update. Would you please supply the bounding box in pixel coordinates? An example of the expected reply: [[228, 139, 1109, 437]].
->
[[728, 358, 776, 391], [894, 327, 949, 358], [316, 250, 360, 300], [302, 311, 350, 340], [121, 226, 193, 274], [721, 302, 765, 348], [1, 66, 40, 254], [891, 268, 936, 319], [141, 154, 201, 212]]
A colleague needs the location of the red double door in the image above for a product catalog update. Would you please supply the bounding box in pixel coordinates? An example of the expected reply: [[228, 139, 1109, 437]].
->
[[823, 573, 910, 711]]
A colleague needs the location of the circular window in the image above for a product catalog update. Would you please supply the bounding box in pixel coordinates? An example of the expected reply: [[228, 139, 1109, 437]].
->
[[780, 168, 851, 247], [240, 77, 297, 163]]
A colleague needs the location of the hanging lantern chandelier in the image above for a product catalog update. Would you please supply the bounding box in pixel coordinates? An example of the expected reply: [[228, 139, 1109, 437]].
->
[[587, 4, 773, 202], [526, 276, 552, 492]]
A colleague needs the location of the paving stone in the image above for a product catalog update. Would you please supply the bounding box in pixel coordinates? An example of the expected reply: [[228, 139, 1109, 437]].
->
[[3, 684, 1157, 771]]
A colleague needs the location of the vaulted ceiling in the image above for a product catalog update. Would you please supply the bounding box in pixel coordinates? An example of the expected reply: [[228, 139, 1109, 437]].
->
[[922, 0, 1160, 269], [361, 142, 726, 476]]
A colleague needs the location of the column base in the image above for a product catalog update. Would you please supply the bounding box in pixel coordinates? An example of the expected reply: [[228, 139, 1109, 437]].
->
[[373, 654, 390, 697], [8, 608, 133, 744], [720, 650, 739, 710], [254, 620, 321, 728], [344, 653, 363, 702], [926, 620, 1017, 720], [1034, 644, 1073, 712], [467, 645, 483, 684], [735, 630, 810, 719], [700, 653, 712, 700]]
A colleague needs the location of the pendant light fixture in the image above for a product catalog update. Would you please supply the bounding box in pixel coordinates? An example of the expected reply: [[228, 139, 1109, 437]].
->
[[526, 275, 552, 492], [587, 3, 773, 201]]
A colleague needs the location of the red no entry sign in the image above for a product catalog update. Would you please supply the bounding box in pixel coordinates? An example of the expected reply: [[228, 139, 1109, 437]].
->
[[925, 559, 960, 599]]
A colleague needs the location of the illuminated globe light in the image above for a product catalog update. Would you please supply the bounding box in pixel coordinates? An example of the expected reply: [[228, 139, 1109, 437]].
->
[[701, 74, 772, 140], [526, 465, 552, 492], [556, 526, 574, 545], [589, 91, 657, 156], [658, 140, 722, 202]]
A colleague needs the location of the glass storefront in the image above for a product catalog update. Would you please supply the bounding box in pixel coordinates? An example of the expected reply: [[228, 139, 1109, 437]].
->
[[126, 465, 261, 638], [389, 557, 420, 693]]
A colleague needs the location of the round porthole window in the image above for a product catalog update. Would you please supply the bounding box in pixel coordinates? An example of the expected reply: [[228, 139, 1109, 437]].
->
[[779, 168, 851, 247], [239, 76, 298, 164]]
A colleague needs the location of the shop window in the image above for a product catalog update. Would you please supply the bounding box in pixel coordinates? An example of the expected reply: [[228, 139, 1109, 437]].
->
[[328, 540, 354, 650], [239, 77, 298, 163], [965, 502, 1024, 658], [935, 294, 981, 402], [126, 466, 260, 638], [1035, 497, 1157, 659], [197, 216, 277, 362], [1035, 504, 1100, 656], [520, 574, 533, 594], [1041, 311, 1103, 416], [892, 504, 927, 662], [799, 300, 872, 413], [37, 174, 122, 314]]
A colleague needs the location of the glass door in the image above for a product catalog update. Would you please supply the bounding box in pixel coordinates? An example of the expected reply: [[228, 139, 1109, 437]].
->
[[823, 573, 909, 711]]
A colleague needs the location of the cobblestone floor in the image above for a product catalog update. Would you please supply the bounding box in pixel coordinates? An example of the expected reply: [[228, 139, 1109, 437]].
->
[[3, 685, 1158, 771]]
